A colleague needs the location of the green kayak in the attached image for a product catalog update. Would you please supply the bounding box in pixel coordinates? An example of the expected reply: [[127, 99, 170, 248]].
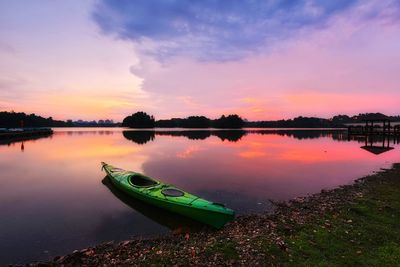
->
[[101, 162, 235, 228]]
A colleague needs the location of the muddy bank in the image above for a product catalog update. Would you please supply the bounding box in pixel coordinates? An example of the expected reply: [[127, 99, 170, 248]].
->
[[23, 163, 400, 266]]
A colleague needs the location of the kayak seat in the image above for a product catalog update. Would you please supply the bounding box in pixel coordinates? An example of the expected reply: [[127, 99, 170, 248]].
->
[[129, 175, 158, 187]]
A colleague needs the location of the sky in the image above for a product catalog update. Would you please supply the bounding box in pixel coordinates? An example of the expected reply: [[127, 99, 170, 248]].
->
[[0, 0, 399, 121]]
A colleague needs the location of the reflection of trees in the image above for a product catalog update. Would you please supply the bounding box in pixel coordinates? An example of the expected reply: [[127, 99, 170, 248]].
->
[[214, 130, 246, 142], [157, 131, 211, 140], [249, 130, 348, 140], [156, 130, 246, 142], [122, 129, 397, 145], [246, 116, 345, 128], [123, 131, 155, 145]]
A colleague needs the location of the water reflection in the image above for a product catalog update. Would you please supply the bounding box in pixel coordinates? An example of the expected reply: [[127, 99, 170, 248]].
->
[[249, 129, 347, 140], [0, 128, 399, 265], [101, 176, 205, 232], [0, 133, 52, 147], [157, 130, 212, 140], [123, 129, 247, 144], [360, 135, 397, 155], [123, 131, 155, 144], [122, 129, 347, 145], [121, 129, 400, 154]]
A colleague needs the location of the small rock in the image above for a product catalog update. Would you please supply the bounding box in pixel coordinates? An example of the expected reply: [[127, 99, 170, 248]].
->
[[120, 241, 131, 246]]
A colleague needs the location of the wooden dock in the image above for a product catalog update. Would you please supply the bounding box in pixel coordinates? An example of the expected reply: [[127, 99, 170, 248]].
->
[[347, 120, 399, 155], [0, 128, 53, 143], [348, 119, 400, 137]]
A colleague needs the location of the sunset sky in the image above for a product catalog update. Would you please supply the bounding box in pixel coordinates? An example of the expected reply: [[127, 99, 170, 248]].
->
[[1, 0, 399, 121]]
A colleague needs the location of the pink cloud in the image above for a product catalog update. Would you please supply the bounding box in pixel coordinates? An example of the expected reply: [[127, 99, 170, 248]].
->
[[1, 0, 399, 120], [133, 1, 400, 120]]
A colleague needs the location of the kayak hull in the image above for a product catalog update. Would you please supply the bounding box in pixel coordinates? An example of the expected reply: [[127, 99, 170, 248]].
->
[[102, 162, 234, 229]]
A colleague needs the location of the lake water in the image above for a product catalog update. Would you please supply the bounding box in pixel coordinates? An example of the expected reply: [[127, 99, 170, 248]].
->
[[1, 128, 399, 265]]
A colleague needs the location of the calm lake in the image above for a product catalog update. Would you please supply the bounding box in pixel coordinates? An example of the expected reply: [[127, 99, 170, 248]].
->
[[1, 128, 399, 265]]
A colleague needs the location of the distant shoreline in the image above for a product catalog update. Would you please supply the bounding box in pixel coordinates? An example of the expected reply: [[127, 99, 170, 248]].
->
[[2, 111, 400, 129]]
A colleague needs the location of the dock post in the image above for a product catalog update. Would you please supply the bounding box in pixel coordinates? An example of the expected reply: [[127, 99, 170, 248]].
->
[[383, 120, 386, 135]]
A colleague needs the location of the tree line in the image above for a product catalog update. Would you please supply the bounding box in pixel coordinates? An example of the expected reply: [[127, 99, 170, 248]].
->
[[0, 111, 118, 128], [0, 111, 70, 128], [122, 112, 245, 128], [2, 110, 399, 129], [330, 113, 400, 124], [121, 112, 348, 128], [246, 116, 343, 128]]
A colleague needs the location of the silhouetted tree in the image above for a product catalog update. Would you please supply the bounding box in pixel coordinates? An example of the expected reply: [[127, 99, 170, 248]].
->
[[352, 113, 389, 121], [181, 116, 211, 128], [213, 114, 244, 128], [331, 115, 352, 124], [122, 112, 155, 128], [155, 118, 183, 127]]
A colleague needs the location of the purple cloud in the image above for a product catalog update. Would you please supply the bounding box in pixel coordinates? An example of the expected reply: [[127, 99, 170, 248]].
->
[[92, 0, 358, 61]]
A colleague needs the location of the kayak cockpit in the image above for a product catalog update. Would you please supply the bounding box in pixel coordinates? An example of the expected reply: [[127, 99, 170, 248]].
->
[[129, 174, 158, 187]]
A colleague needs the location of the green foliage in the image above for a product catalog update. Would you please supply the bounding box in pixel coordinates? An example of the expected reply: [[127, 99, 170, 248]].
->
[[256, 169, 400, 266]]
